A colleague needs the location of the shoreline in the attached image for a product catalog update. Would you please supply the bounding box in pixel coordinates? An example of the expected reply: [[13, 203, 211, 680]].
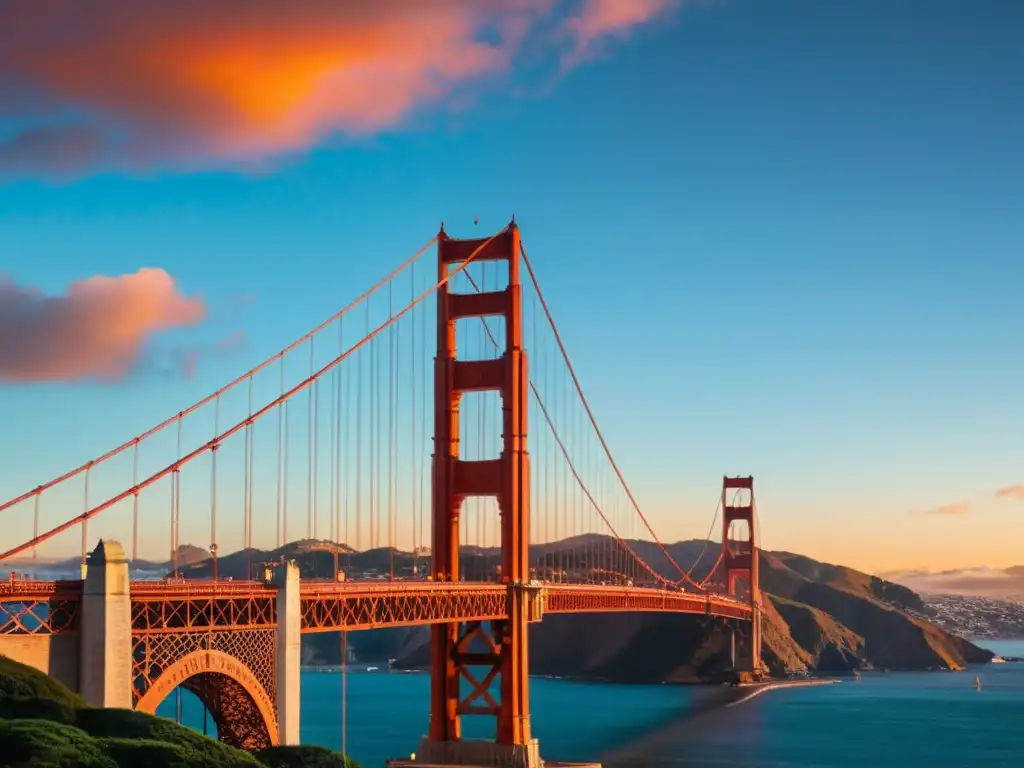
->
[[724, 677, 839, 707]]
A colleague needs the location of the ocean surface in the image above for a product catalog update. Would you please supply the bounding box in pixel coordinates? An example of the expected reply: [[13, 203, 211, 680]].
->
[[159, 640, 1024, 767]]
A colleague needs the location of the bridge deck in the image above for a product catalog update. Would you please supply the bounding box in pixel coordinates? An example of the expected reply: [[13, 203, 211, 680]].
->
[[1, 578, 750, 635]]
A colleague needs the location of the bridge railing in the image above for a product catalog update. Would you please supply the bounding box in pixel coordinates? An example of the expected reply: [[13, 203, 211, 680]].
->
[[130, 580, 274, 597], [0, 578, 82, 599]]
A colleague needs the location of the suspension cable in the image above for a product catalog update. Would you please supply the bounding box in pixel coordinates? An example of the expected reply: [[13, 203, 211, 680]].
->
[[519, 242, 704, 589], [460, 270, 698, 590], [672, 488, 741, 586]]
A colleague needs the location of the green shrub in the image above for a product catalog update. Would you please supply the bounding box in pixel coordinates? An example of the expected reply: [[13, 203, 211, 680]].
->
[[75, 707, 263, 767], [0, 691, 80, 724], [0, 655, 85, 724], [103, 735, 254, 768], [0, 718, 116, 768], [255, 745, 362, 768], [98, 737, 194, 768]]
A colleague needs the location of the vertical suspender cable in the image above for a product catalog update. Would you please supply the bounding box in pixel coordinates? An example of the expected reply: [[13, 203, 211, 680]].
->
[[388, 278, 396, 580], [309, 339, 315, 541], [277, 358, 285, 549], [131, 441, 139, 562], [81, 467, 90, 568], [211, 395, 220, 581]]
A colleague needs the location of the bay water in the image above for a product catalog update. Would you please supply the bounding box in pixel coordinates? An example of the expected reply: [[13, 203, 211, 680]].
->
[[160, 640, 1024, 766]]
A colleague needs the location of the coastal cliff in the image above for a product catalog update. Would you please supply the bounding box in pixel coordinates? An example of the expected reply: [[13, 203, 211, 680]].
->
[[758, 551, 990, 671]]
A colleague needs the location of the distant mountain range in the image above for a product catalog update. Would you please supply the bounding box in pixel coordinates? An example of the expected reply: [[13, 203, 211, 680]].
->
[[880, 566, 1024, 601]]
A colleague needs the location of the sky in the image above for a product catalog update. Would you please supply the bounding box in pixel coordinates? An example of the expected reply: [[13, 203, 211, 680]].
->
[[1, 0, 1023, 574]]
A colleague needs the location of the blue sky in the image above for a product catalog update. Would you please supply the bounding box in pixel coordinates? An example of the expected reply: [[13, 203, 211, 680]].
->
[[1, 0, 1022, 572]]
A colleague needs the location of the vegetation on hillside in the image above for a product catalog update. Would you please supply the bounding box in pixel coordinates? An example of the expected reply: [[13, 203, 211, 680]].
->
[[0, 656, 361, 768]]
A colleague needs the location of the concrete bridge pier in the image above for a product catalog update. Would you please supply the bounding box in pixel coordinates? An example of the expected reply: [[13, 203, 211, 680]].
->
[[728, 608, 763, 681], [274, 559, 302, 745], [79, 540, 133, 709]]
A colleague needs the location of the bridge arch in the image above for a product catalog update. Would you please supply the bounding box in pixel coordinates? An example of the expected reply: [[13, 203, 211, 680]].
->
[[135, 649, 278, 750]]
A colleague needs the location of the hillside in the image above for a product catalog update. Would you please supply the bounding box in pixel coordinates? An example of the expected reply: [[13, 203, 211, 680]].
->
[[283, 536, 994, 679], [0, 656, 359, 768]]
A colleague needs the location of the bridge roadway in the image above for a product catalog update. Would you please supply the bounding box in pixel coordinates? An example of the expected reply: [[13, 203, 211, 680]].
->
[[1, 578, 751, 635]]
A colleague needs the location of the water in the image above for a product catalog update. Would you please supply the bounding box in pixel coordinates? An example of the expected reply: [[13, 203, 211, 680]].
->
[[159, 640, 1024, 767]]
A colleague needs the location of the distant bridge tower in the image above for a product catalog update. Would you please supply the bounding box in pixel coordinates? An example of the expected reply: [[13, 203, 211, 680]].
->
[[722, 475, 762, 677], [416, 221, 544, 768]]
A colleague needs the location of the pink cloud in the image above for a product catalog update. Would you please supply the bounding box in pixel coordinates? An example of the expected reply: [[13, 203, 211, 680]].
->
[[0, 0, 688, 176], [927, 502, 970, 516], [179, 348, 202, 381], [995, 485, 1024, 501], [216, 329, 247, 354], [173, 330, 247, 380], [0, 269, 205, 383], [565, 0, 679, 56]]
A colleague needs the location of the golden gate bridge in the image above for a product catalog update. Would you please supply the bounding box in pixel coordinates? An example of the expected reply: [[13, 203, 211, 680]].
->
[[0, 222, 760, 768]]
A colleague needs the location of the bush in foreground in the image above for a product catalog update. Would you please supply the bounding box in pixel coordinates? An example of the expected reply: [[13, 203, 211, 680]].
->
[[256, 745, 361, 768], [0, 718, 116, 768], [0, 655, 361, 768], [0, 655, 85, 725], [74, 707, 262, 767]]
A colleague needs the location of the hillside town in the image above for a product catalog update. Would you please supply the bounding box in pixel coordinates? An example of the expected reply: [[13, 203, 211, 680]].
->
[[914, 593, 1024, 640]]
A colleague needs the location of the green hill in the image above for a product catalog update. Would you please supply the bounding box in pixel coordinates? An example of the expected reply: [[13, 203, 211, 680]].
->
[[0, 656, 359, 768]]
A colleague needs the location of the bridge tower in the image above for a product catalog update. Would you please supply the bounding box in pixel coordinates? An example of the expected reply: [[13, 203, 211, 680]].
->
[[415, 221, 541, 768], [721, 475, 762, 677]]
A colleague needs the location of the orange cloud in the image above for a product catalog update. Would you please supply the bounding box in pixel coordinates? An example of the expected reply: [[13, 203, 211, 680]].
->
[[0, 0, 683, 175], [0, 269, 205, 383], [927, 502, 970, 516], [995, 485, 1024, 501]]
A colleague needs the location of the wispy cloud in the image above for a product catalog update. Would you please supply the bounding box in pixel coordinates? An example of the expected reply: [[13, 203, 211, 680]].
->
[[0, 269, 205, 383], [995, 485, 1024, 501], [175, 330, 248, 380], [0, 0, 687, 178], [927, 501, 970, 516], [564, 0, 679, 64]]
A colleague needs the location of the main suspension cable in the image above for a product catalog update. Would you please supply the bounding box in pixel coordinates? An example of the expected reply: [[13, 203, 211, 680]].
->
[[459, 270, 695, 591], [519, 242, 703, 590]]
